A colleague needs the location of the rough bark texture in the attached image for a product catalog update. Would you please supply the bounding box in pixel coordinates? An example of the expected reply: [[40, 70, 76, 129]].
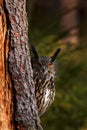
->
[[0, 0, 14, 130], [4, 0, 42, 130]]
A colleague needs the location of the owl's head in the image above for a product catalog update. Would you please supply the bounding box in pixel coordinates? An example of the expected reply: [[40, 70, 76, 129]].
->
[[31, 44, 61, 74]]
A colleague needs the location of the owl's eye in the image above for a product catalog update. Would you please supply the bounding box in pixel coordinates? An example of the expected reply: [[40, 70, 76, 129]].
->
[[48, 63, 53, 67], [35, 62, 42, 67]]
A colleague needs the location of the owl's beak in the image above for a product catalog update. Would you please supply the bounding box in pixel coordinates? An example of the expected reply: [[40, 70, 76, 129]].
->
[[41, 66, 46, 73]]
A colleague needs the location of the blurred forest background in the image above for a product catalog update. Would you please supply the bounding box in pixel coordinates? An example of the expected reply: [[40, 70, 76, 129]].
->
[[26, 0, 87, 130]]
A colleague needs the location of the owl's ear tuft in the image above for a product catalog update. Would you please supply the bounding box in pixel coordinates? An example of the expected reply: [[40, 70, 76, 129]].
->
[[51, 48, 61, 62], [31, 44, 39, 60]]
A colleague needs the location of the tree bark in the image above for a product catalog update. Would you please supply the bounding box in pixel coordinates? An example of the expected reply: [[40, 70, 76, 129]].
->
[[0, 0, 14, 130], [0, 0, 42, 130]]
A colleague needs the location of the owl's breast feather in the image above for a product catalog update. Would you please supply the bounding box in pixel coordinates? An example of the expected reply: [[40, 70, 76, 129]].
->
[[44, 89, 50, 104]]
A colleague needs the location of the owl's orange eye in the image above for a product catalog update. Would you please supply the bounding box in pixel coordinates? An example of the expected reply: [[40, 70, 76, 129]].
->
[[35, 62, 42, 67], [48, 63, 53, 67]]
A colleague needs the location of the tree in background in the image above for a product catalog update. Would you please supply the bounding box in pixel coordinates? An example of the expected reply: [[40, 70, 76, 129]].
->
[[60, 0, 79, 44]]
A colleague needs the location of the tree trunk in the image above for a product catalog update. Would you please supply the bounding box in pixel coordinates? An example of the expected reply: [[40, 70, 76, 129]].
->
[[60, 0, 79, 44], [0, 0, 14, 129], [0, 0, 42, 130]]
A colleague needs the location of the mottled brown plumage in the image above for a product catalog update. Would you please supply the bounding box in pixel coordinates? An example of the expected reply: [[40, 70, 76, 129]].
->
[[31, 45, 61, 117]]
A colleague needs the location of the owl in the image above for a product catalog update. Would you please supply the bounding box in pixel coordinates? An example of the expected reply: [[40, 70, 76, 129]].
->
[[31, 45, 61, 117]]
